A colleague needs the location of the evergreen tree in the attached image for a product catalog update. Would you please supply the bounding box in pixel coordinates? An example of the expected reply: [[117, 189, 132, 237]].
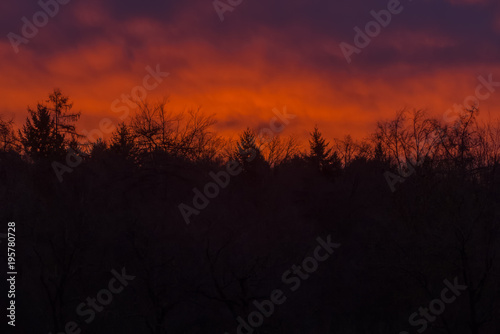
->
[[307, 126, 342, 176], [19, 89, 80, 161], [234, 128, 267, 173], [48, 88, 81, 143], [19, 104, 65, 160], [110, 123, 137, 159], [308, 126, 330, 169], [89, 138, 108, 160]]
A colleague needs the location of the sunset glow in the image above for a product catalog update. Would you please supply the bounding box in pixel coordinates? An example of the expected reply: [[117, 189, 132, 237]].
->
[[2, 0, 500, 141]]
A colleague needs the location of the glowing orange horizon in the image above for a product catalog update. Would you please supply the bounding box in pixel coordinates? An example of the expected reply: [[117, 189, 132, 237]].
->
[[2, 3, 500, 145]]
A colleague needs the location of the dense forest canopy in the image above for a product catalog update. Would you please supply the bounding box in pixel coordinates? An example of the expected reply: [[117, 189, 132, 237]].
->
[[1, 89, 499, 334], [3, 89, 500, 183]]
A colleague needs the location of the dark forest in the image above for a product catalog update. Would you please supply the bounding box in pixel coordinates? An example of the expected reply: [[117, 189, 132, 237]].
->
[[1, 89, 499, 334]]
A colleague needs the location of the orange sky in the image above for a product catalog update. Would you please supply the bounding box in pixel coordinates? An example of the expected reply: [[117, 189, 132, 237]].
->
[[2, 0, 500, 143]]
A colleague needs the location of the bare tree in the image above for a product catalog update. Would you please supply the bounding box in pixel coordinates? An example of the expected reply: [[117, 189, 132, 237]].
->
[[130, 100, 176, 155], [260, 134, 300, 168], [130, 101, 222, 162], [0, 115, 18, 152], [175, 108, 221, 161], [374, 109, 441, 171], [334, 135, 357, 167], [436, 106, 481, 173]]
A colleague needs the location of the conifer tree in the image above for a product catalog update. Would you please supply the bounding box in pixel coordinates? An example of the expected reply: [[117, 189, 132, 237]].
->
[[110, 123, 137, 158], [307, 126, 342, 175], [19, 89, 80, 161], [234, 128, 267, 173], [308, 126, 331, 169], [20, 104, 64, 160]]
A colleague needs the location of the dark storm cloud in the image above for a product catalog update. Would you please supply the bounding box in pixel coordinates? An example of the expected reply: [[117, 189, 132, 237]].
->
[[3, 0, 497, 68]]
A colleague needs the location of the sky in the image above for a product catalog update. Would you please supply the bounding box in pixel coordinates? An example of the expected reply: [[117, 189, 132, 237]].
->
[[1, 0, 500, 142]]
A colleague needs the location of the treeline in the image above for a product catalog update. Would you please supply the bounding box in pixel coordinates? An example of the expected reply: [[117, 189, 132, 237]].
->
[[0, 89, 499, 334], [2, 89, 500, 184]]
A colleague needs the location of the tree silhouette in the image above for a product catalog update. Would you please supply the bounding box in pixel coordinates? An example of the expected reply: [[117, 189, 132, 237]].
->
[[261, 134, 300, 168], [47, 88, 81, 144], [234, 127, 268, 173], [307, 126, 341, 175], [5, 91, 500, 333], [19, 104, 65, 160], [308, 126, 331, 168], [128, 101, 222, 163], [110, 122, 137, 159], [334, 135, 357, 167], [0, 115, 18, 152], [439, 106, 481, 173], [19, 89, 80, 161]]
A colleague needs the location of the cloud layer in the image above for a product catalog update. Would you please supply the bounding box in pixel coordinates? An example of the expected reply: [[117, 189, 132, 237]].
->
[[2, 0, 500, 140]]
